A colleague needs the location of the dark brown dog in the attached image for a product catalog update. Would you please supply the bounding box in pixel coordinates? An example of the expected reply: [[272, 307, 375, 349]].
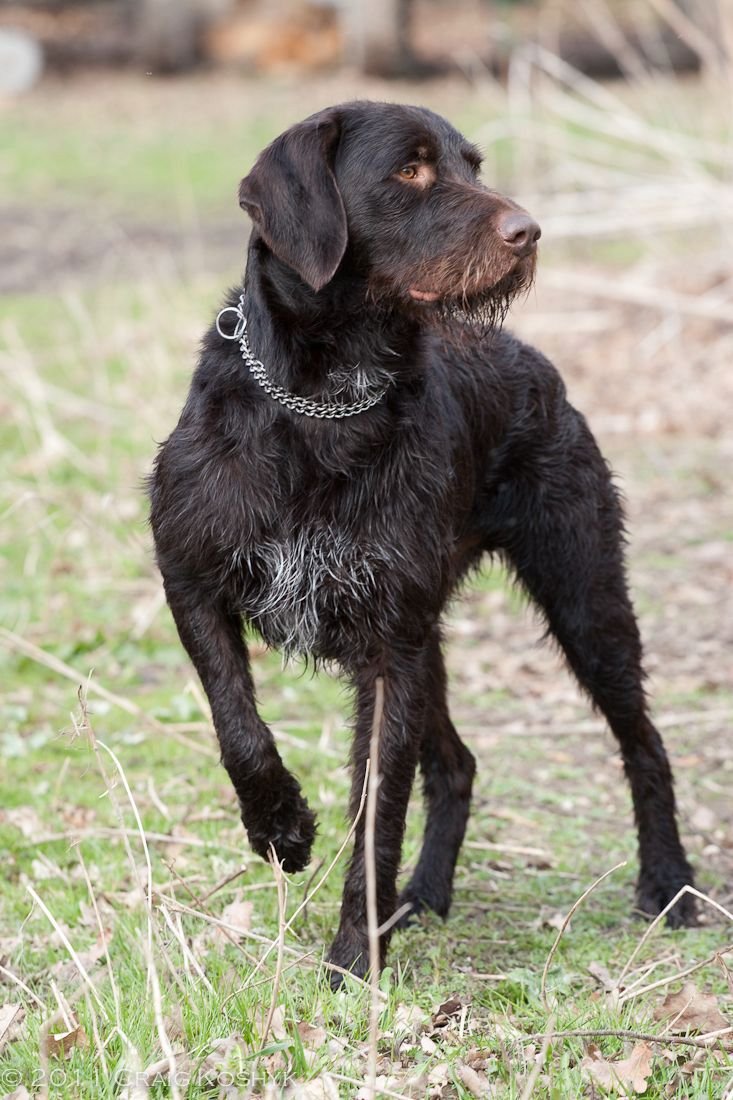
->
[[149, 102, 695, 985]]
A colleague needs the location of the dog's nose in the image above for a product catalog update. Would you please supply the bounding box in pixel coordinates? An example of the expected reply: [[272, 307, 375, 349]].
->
[[498, 212, 541, 257]]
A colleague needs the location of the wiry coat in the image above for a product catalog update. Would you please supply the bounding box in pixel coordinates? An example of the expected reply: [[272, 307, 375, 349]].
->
[[150, 102, 695, 985]]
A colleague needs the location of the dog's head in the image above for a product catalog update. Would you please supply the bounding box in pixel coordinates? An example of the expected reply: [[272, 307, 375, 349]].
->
[[239, 102, 539, 324]]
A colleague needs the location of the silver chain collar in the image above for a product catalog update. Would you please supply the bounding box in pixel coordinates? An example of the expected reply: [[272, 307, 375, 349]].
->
[[215, 294, 389, 419]]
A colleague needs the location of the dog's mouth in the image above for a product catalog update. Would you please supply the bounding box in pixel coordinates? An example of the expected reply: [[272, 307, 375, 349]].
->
[[406, 253, 536, 309], [408, 287, 442, 303], [436, 259, 536, 332], [405, 254, 536, 315]]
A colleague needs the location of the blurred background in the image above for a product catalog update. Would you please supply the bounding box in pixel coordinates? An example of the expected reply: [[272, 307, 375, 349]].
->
[[1, 4, 733, 1089]]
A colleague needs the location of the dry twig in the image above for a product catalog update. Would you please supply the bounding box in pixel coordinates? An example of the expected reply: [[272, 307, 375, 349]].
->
[[365, 676, 385, 1099], [541, 861, 627, 1008]]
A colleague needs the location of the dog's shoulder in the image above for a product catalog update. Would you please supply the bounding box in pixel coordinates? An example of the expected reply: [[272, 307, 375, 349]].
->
[[425, 323, 568, 419]]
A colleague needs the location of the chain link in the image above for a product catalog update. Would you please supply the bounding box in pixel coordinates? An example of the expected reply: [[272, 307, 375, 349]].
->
[[215, 295, 388, 419]]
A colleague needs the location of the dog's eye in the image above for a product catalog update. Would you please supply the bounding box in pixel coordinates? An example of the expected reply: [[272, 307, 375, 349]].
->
[[394, 163, 436, 189]]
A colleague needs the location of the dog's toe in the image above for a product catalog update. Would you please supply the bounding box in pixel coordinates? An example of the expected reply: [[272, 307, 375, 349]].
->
[[327, 923, 380, 990], [244, 778, 317, 873], [636, 866, 697, 928], [396, 878, 451, 928]]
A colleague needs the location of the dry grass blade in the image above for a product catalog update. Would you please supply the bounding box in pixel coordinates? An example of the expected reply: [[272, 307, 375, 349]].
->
[[619, 945, 733, 1006], [24, 827, 243, 854], [159, 905, 214, 993], [77, 847, 123, 1031], [76, 690, 183, 1094], [164, 898, 369, 988], [646, 0, 724, 72], [519, 1012, 556, 1100], [0, 628, 215, 757], [0, 963, 46, 1012], [525, 1027, 732, 1052], [162, 859, 258, 965], [376, 902, 413, 937], [618, 886, 733, 991], [541, 861, 627, 1008], [365, 676, 385, 1099], [524, 42, 730, 162], [86, 990, 109, 1077], [144, 935, 180, 1100], [237, 758, 372, 990], [25, 885, 107, 1015], [259, 847, 287, 1052]]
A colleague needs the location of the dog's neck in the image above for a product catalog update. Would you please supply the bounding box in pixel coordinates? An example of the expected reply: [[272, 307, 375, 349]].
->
[[242, 236, 421, 394]]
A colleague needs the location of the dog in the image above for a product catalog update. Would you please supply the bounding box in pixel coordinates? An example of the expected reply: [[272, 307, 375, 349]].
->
[[149, 101, 695, 985]]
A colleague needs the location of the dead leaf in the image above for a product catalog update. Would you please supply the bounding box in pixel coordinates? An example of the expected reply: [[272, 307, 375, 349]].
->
[[456, 1060, 493, 1097], [390, 1002, 429, 1052], [285, 1075, 339, 1099], [432, 996, 466, 1029], [427, 1062, 450, 1098], [264, 1003, 287, 1042], [588, 960, 617, 993], [215, 897, 253, 944], [42, 1024, 88, 1060], [357, 1074, 427, 1099], [50, 929, 111, 985], [142, 1054, 191, 1089], [582, 1040, 654, 1094], [199, 1034, 249, 1087], [465, 1047, 492, 1071], [297, 1021, 327, 1050], [2, 807, 45, 839], [654, 982, 730, 1035], [393, 1002, 429, 1033], [110, 884, 146, 910], [30, 857, 62, 881], [0, 1003, 24, 1053], [537, 908, 568, 932], [163, 1003, 184, 1043]]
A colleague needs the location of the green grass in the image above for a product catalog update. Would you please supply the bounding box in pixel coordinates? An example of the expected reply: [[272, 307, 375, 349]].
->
[[2, 71, 732, 1098], [0, 104, 277, 218]]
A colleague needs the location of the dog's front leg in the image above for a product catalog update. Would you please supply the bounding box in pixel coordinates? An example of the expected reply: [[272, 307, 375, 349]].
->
[[163, 583, 316, 872], [328, 648, 427, 988]]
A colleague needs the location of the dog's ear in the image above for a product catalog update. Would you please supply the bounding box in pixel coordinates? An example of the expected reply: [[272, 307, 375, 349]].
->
[[239, 109, 347, 293]]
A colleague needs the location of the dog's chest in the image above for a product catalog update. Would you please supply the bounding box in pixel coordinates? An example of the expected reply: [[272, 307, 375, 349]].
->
[[226, 486, 444, 655], [232, 520, 405, 658]]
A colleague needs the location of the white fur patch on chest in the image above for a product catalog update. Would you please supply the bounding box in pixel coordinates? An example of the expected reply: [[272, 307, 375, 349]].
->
[[233, 525, 395, 657]]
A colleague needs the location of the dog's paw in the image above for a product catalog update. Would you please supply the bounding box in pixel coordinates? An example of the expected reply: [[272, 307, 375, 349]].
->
[[243, 776, 317, 873], [395, 877, 452, 929], [326, 926, 370, 991], [636, 865, 697, 928]]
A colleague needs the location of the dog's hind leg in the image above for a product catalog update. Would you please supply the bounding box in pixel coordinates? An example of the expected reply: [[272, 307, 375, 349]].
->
[[485, 407, 695, 927], [163, 584, 316, 872], [396, 628, 476, 926]]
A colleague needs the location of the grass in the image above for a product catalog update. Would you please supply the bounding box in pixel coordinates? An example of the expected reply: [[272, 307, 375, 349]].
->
[[2, 36, 733, 1099]]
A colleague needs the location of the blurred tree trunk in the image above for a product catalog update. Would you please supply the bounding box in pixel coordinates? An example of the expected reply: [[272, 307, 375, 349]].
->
[[343, 0, 413, 75], [134, 0, 232, 72], [134, 0, 199, 70]]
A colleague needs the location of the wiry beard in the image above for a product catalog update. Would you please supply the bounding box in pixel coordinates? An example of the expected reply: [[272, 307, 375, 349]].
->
[[433, 260, 536, 338], [366, 255, 536, 338]]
